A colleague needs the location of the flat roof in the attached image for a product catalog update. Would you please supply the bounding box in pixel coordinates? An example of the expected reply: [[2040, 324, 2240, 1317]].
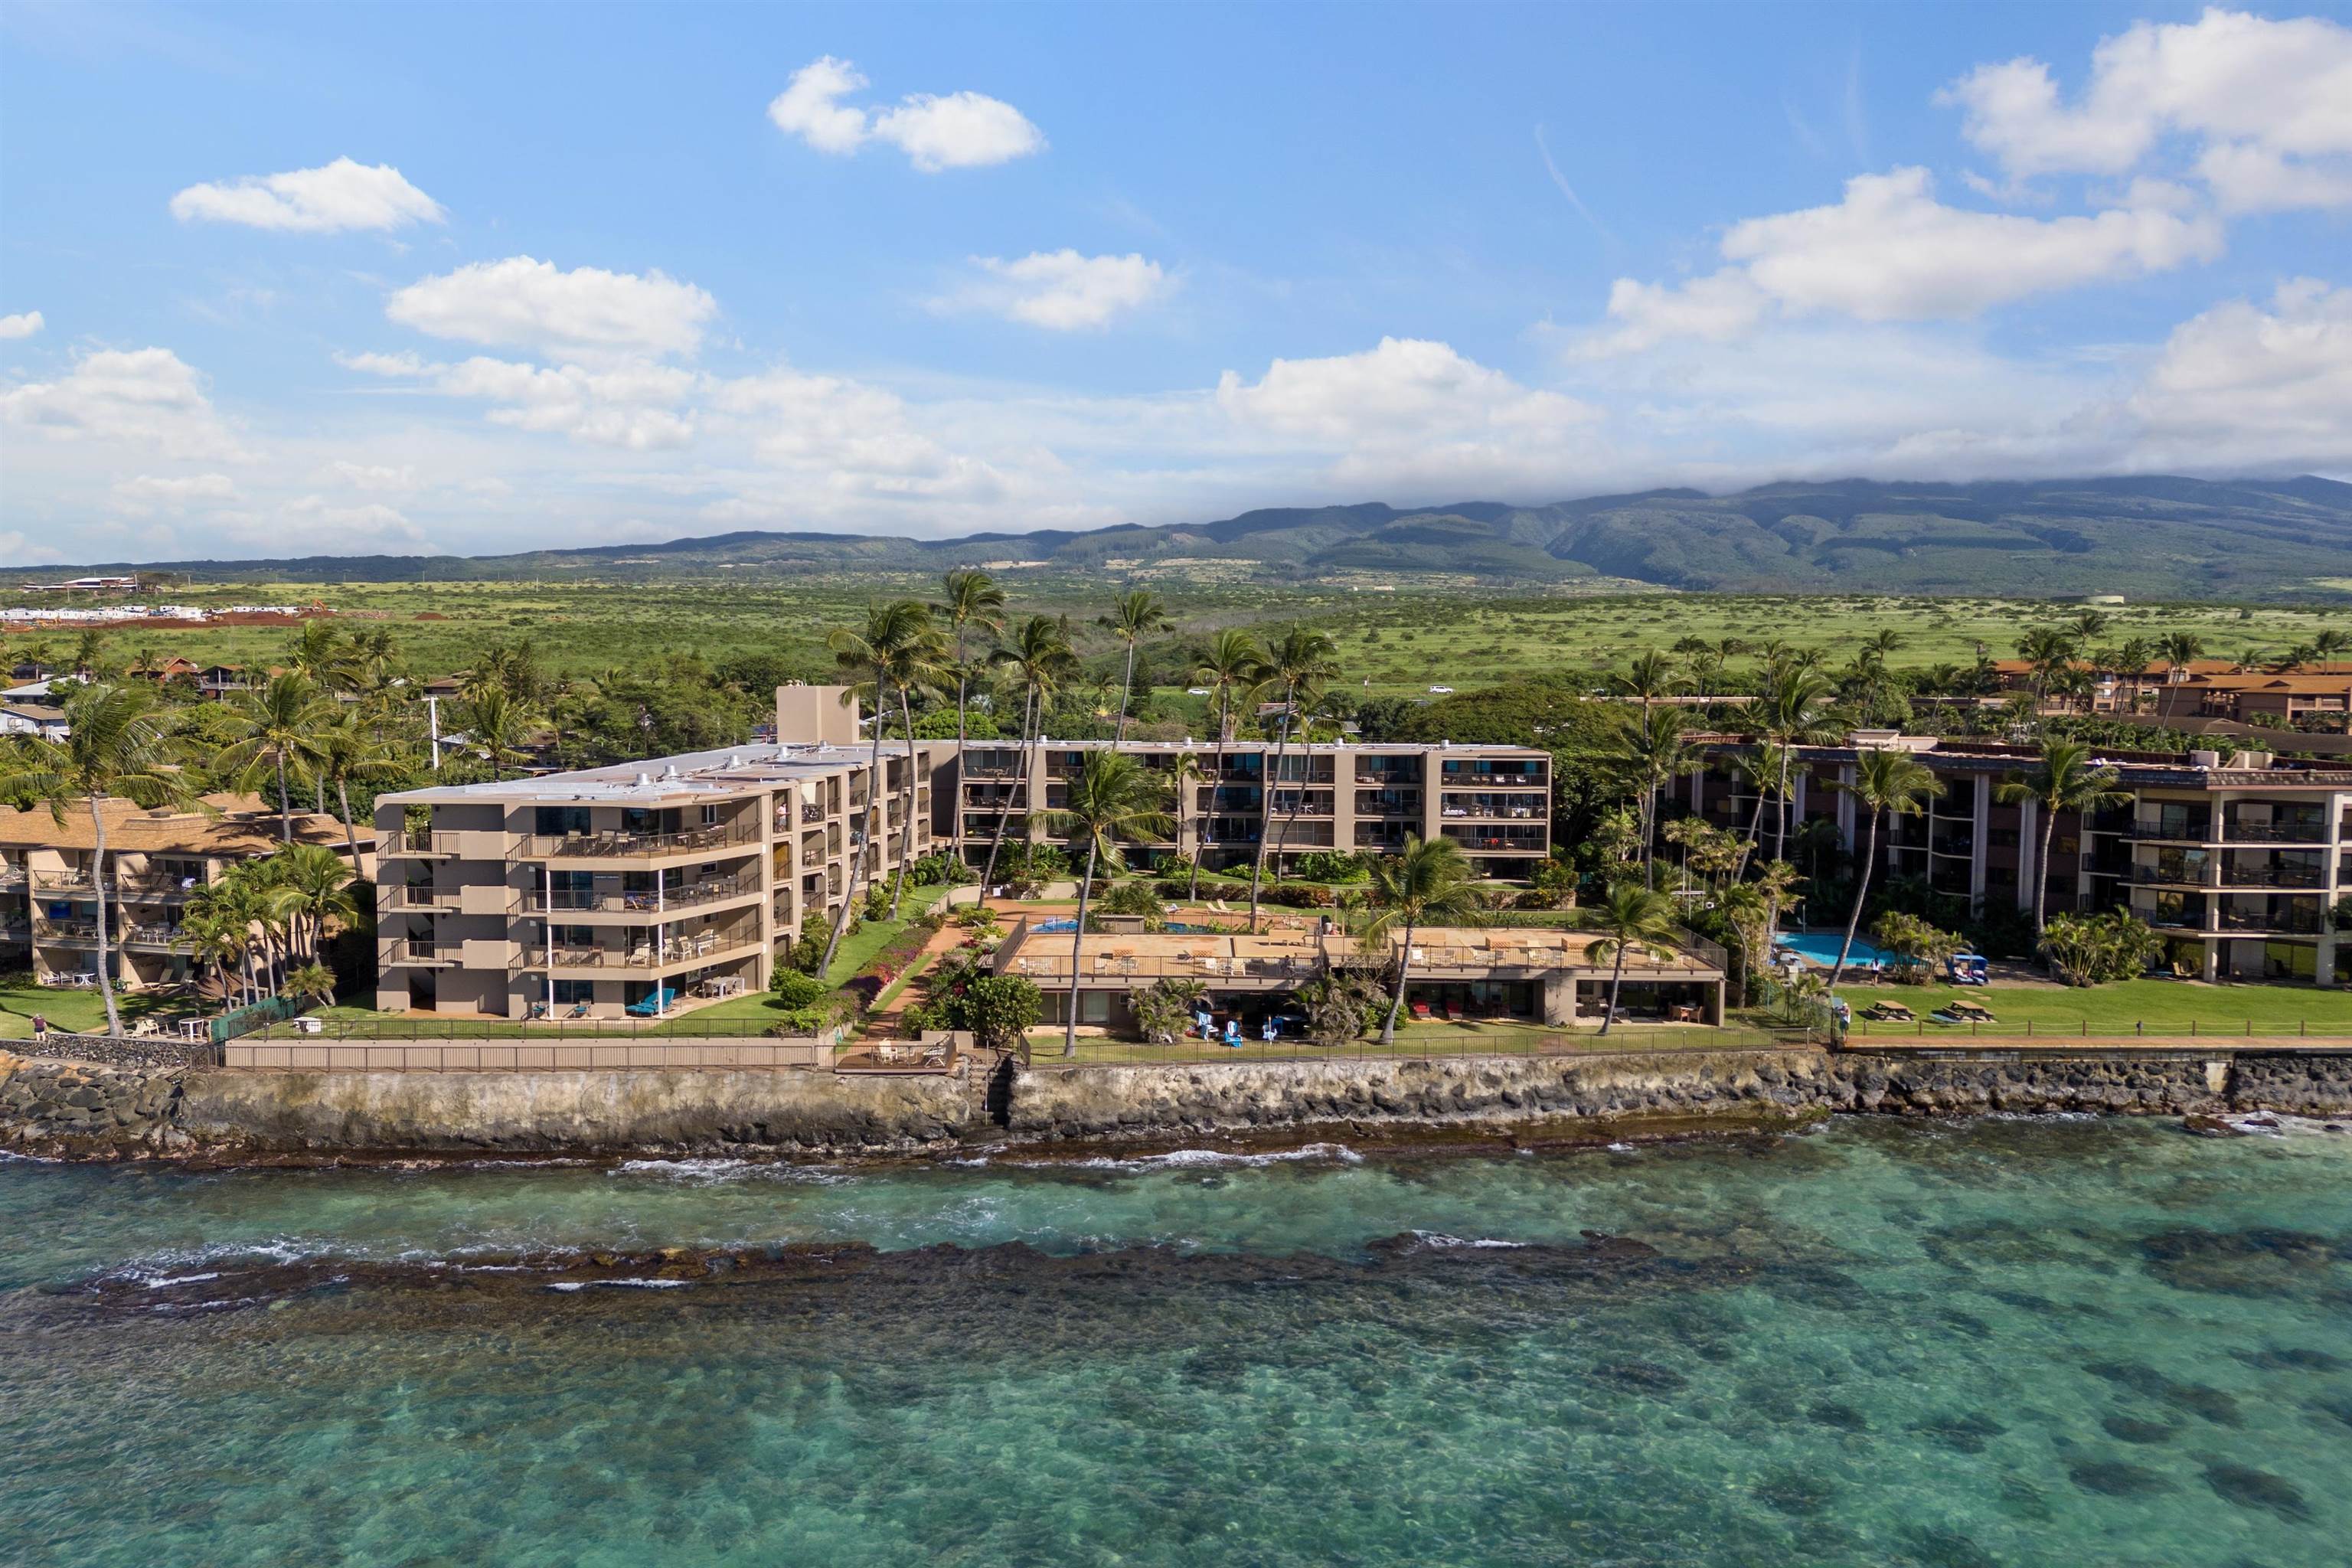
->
[[998, 922, 1723, 980], [384, 738, 947, 808]]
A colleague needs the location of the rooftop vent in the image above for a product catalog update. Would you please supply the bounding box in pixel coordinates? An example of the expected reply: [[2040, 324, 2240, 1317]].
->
[[634, 772, 653, 788], [2188, 750, 2220, 769], [662, 764, 681, 781]]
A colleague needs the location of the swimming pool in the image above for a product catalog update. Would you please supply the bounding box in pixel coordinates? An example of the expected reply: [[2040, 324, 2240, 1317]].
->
[[1033, 918, 1220, 934], [1772, 932, 1895, 968]]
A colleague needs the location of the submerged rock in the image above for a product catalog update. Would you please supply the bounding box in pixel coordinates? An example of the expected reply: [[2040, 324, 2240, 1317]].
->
[[2202, 1463, 2311, 1522]]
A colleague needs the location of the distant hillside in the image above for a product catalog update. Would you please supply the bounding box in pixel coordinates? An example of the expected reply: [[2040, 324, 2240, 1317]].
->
[[16, 475, 2352, 600]]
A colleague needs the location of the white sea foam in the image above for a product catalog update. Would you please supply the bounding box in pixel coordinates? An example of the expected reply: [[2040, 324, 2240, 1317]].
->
[[1409, 1230, 1529, 1250], [609, 1158, 847, 1185], [137, 1272, 222, 1289], [547, 1277, 688, 1292], [2219, 1112, 2352, 1139], [1047, 1142, 1366, 1172]]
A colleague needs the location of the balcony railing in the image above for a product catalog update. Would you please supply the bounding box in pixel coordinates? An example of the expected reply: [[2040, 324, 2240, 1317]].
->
[[2123, 822, 2214, 842], [120, 923, 182, 949], [2129, 865, 2210, 887], [1356, 790, 1423, 816], [33, 920, 101, 942], [30, 873, 105, 895], [524, 877, 758, 914], [531, 921, 762, 969], [2217, 864, 2326, 890], [1354, 764, 1423, 786], [520, 822, 760, 861], [385, 939, 462, 965], [383, 828, 459, 856], [1441, 825, 1548, 853], [2222, 820, 2331, 844], [1439, 764, 1546, 785], [1270, 791, 1335, 818], [2217, 906, 2326, 935], [1440, 795, 1548, 822], [382, 884, 462, 911]]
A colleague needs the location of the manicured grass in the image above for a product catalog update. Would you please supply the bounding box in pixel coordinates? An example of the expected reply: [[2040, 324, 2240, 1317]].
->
[[0, 984, 198, 1040], [822, 884, 950, 987], [1831, 977, 2352, 1037], [1021, 1020, 1777, 1065]]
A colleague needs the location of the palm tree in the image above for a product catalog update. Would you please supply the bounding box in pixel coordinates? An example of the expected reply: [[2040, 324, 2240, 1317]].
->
[[1609, 650, 1680, 714], [173, 902, 250, 1007], [284, 621, 359, 691], [933, 568, 1006, 864], [2066, 609, 2111, 644], [1621, 705, 1693, 888], [9, 684, 196, 1034], [70, 629, 106, 681], [456, 686, 537, 781], [2017, 626, 2079, 714], [313, 710, 407, 864], [1587, 884, 1681, 1037], [1098, 590, 1171, 746], [1364, 835, 1481, 1044], [890, 623, 950, 916], [1190, 629, 1266, 900], [263, 842, 358, 965], [1744, 666, 1838, 870], [1246, 626, 1339, 930], [1828, 748, 1944, 986], [2158, 632, 2204, 683], [975, 614, 1079, 910], [1994, 738, 2129, 940], [816, 600, 934, 975], [216, 673, 336, 838], [1037, 752, 1172, 1057]]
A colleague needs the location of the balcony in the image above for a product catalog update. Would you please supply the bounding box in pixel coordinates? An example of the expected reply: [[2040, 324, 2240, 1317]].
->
[[1440, 825, 1548, 854], [385, 939, 462, 966], [1265, 823, 1338, 849], [2216, 862, 2326, 890], [2216, 904, 2326, 936], [1354, 762, 1423, 786], [120, 923, 183, 949], [1439, 762, 1546, 786], [2222, 819, 2331, 845], [382, 828, 459, 857], [1270, 790, 1335, 818], [30, 873, 106, 896], [1356, 789, 1423, 816], [524, 876, 760, 915], [1929, 835, 1975, 859], [113, 873, 210, 900], [1440, 793, 1548, 822], [2123, 821, 2215, 843], [32, 919, 101, 943], [1354, 825, 1413, 851], [519, 822, 760, 861], [2129, 864, 2211, 887], [1195, 787, 1263, 814], [530, 918, 762, 971], [382, 883, 462, 912]]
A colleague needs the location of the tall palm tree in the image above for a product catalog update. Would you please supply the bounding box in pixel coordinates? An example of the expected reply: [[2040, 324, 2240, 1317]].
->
[[1621, 705, 1693, 888], [1749, 666, 1838, 867], [1098, 590, 1171, 746], [10, 684, 196, 1034], [1364, 835, 1481, 1044], [1246, 626, 1339, 931], [975, 614, 1079, 910], [933, 568, 1006, 864], [216, 673, 336, 839], [1730, 740, 1798, 878], [285, 621, 359, 691], [887, 622, 949, 916], [1588, 884, 1681, 1037], [173, 901, 251, 1007], [313, 710, 407, 864], [1609, 650, 1680, 714], [1037, 752, 1172, 1057], [456, 686, 537, 782], [263, 842, 358, 965], [1994, 738, 2130, 941], [2017, 626, 2079, 714], [2158, 632, 2204, 682], [1828, 748, 1943, 986], [816, 600, 934, 976], [1190, 629, 1266, 899]]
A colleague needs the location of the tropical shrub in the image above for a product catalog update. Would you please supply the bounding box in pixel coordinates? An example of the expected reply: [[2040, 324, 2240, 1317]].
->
[[1292, 970, 1387, 1047], [1131, 976, 1209, 1044], [1291, 849, 1371, 884], [1869, 911, 1965, 984], [1263, 882, 1338, 909], [901, 952, 1042, 1050], [908, 851, 976, 887], [768, 969, 829, 1007], [2038, 911, 2164, 986]]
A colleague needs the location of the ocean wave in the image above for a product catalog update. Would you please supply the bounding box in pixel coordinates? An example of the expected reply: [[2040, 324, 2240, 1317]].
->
[[136, 1272, 222, 1289], [2219, 1112, 2352, 1139], [1044, 1142, 1367, 1172]]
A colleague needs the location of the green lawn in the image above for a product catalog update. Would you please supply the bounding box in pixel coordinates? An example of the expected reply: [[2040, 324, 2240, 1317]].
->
[[0, 984, 202, 1040], [1831, 978, 2352, 1038], [822, 884, 950, 986]]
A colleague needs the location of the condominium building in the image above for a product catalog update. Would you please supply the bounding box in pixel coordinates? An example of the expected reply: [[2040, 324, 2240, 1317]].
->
[[371, 688, 946, 1018], [927, 737, 1554, 880], [0, 795, 371, 991], [1668, 734, 2352, 985]]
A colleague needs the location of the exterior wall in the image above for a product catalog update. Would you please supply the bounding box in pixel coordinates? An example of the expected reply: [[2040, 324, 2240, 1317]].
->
[[374, 743, 946, 1019], [943, 740, 1553, 879]]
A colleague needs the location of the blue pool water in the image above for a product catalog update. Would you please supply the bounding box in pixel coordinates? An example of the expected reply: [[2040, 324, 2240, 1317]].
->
[[1775, 932, 1894, 967], [1034, 918, 1218, 933]]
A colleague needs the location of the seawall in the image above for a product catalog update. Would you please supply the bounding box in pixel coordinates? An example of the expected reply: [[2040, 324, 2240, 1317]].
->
[[5, 1045, 2349, 1162]]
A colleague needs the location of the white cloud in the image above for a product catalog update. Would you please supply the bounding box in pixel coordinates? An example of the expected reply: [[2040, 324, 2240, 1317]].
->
[[324, 460, 418, 492], [1940, 10, 2352, 211], [1570, 167, 2222, 355], [216, 496, 429, 552], [113, 472, 240, 511], [946, 250, 1170, 330], [336, 349, 431, 377], [2121, 278, 2352, 469], [710, 368, 1007, 499], [767, 55, 1044, 172], [386, 256, 717, 360], [0, 346, 245, 459], [169, 157, 446, 233], [352, 349, 699, 449], [0, 311, 42, 340]]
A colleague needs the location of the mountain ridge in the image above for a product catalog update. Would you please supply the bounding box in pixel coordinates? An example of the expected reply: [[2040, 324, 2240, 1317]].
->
[[15, 475, 2351, 601]]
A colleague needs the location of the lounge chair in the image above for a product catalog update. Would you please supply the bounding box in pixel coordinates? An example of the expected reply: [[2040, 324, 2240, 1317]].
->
[[1442, 999, 1464, 1022], [565, 1001, 592, 1019], [1410, 999, 1432, 1021], [626, 988, 678, 1018]]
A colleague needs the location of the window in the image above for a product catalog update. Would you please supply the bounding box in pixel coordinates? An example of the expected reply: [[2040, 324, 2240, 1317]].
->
[[1988, 828, 2018, 848], [701, 804, 721, 827], [535, 805, 590, 836], [552, 979, 595, 1005]]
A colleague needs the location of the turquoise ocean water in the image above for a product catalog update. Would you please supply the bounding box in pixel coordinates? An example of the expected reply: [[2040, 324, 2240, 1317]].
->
[[4, 1117, 2349, 1566]]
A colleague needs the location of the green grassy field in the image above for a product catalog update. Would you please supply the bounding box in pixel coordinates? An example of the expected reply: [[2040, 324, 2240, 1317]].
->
[[15, 579, 2343, 695], [0, 985, 188, 1040], [1831, 978, 2352, 1038]]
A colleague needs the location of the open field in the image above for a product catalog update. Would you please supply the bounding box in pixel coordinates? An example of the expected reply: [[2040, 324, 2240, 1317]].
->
[[11, 578, 2346, 695]]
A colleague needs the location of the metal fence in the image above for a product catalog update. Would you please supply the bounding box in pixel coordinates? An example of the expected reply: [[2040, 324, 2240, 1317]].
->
[[1842, 1017, 2352, 1041], [239, 1016, 845, 1043], [1017, 1023, 1792, 1069]]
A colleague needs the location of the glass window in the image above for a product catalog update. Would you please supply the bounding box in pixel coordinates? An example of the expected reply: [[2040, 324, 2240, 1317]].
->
[[535, 805, 590, 836]]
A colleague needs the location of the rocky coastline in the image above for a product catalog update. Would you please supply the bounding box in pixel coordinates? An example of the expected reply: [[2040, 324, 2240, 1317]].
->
[[5, 1044, 2350, 1164]]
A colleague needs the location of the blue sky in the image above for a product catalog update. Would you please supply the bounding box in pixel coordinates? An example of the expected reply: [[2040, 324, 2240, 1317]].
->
[[2, 1, 2347, 564]]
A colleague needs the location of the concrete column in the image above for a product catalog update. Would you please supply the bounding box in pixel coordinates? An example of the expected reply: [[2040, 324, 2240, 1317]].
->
[[2016, 799, 2040, 913], [1834, 766, 1855, 850], [1970, 777, 1991, 911], [1543, 973, 1577, 1027]]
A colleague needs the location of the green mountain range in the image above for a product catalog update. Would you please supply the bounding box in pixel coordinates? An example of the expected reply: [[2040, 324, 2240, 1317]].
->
[[23, 475, 2352, 600]]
